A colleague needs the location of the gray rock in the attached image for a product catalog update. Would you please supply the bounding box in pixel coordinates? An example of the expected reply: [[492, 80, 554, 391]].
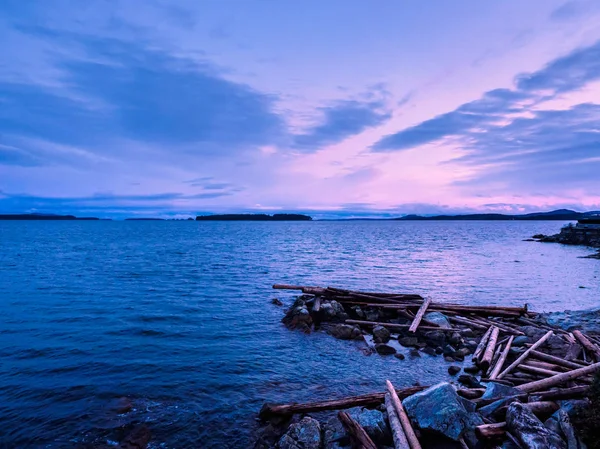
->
[[278, 416, 322, 449], [460, 397, 477, 413], [328, 324, 363, 340], [409, 348, 421, 357], [444, 356, 455, 362], [481, 382, 523, 401], [512, 335, 530, 347], [365, 309, 379, 322], [394, 353, 405, 360], [463, 365, 480, 374], [443, 344, 457, 356], [458, 374, 482, 389], [323, 407, 389, 447], [479, 396, 523, 419], [541, 309, 600, 334], [375, 343, 397, 355], [522, 325, 548, 341], [544, 335, 569, 356], [403, 382, 477, 441], [423, 331, 446, 347], [398, 336, 419, 347], [461, 329, 475, 338], [423, 312, 452, 329], [448, 366, 461, 376], [422, 346, 436, 356], [449, 332, 462, 346], [351, 305, 365, 319], [373, 325, 391, 344], [321, 300, 349, 322], [506, 402, 566, 449]]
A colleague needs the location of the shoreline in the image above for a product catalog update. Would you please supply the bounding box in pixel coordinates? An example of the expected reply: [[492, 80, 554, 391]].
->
[[255, 285, 600, 448]]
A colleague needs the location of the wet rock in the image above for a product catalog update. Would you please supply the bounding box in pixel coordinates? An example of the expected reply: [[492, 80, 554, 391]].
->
[[398, 336, 419, 347], [321, 300, 349, 322], [463, 365, 480, 374], [522, 326, 547, 341], [403, 382, 479, 441], [118, 425, 151, 449], [452, 352, 465, 362], [423, 330, 446, 347], [278, 417, 322, 449], [443, 344, 457, 356], [435, 346, 444, 355], [460, 398, 477, 413], [449, 332, 462, 346], [375, 343, 396, 355], [458, 374, 483, 389], [506, 402, 566, 449], [481, 382, 523, 402], [110, 397, 133, 414], [409, 348, 421, 357], [422, 347, 436, 356], [373, 325, 391, 344], [448, 366, 461, 376], [543, 335, 569, 356], [394, 353, 405, 360], [282, 300, 313, 333], [455, 347, 471, 357], [541, 309, 600, 334], [424, 312, 452, 329], [272, 298, 284, 306], [328, 324, 363, 340], [444, 356, 455, 362]]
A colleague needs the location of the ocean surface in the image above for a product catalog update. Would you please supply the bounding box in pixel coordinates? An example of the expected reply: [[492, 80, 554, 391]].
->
[[1, 220, 599, 448]]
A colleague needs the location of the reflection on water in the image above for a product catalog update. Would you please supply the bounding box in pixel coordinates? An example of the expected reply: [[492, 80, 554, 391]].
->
[[0, 221, 598, 447]]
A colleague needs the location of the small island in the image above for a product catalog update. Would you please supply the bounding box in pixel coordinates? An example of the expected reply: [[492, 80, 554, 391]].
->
[[195, 213, 312, 221], [0, 214, 102, 220], [395, 209, 593, 221]]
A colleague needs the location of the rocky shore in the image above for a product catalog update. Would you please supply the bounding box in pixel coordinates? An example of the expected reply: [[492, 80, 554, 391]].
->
[[256, 285, 600, 449], [531, 223, 600, 259]]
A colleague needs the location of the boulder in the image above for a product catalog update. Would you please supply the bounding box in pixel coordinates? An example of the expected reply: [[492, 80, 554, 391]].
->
[[403, 382, 480, 441], [394, 353, 405, 360], [522, 326, 548, 341], [350, 306, 365, 319], [479, 396, 523, 419], [423, 331, 446, 347], [458, 374, 482, 389], [278, 417, 322, 449], [512, 335, 530, 347], [422, 347, 436, 356], [282, 300, 313, 333], [409, 349, 421, 357], [375, 344, 396, 355], [505, 402, 566, 449], [372, 325, 391, 344], [320, 300, 349, 322], [323, 407, 390, 447], [463, 365, 480, 374], [423, 312, 452, 329], [448, 366, 461, 376], [398, 336, 419, 347], [365, 309, 379, 322], [328, 324, 363, 340], [481, 382, 523, 402], [449, 332, 462, 346]]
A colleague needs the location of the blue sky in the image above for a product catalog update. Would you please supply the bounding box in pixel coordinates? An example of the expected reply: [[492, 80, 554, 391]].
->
[[1, 0, 600, 218]]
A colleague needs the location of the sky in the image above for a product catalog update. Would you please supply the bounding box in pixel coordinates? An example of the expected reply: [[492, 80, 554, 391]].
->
[[1, 0, 600, 218]]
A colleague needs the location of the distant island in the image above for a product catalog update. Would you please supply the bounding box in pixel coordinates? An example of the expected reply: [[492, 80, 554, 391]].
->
[[0, 213, 102, 220], [196, 213, 312, 221], [394, 209, 599, 221]]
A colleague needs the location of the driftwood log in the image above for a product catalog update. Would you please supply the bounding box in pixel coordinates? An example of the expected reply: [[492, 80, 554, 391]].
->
[[489, 335, 514, 380], [497, 331, 554, 379], [385, 393, 411, 449], [386, 380, 422, 449], [518, 362, 600, 393], [338, 411, 378, 449]]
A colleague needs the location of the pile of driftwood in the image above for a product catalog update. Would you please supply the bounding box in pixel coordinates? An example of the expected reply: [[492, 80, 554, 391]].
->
[[257, 284, 600, 449]]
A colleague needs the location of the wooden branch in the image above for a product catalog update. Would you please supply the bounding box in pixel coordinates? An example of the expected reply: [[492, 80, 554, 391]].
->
[[530, 385, 589, 401], [472, 316, 525, 336], [385, 393, 411, 449], [409, 298, 432, 333], [272, 284, 308, 290], [472, 326, 493, 364], [259, 386, 426, 419], [345, 319, 459, 332], [518, 361, 600, 393], [573, 330, 600, 361], [475, 422, 506, 439], [386, 380, 422, 449], [489, 335, 514, 380], [497, 331, 554, 379], [447, 315, 488, 331], [518, 363, 563, 377], [338, 411, 378, 449], [530, 349, 587, 370], [480, 326, 500, 371]]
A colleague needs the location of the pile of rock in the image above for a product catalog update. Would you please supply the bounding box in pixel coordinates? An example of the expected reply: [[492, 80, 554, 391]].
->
[[261, 284, 600, 448]]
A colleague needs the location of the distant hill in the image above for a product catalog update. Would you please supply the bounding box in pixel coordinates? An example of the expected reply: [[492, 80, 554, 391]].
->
[[395, 209, 595, 221], [125, 218, 165, 221], [0, 213, 101, 220], [196, 213, 312, 221]]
